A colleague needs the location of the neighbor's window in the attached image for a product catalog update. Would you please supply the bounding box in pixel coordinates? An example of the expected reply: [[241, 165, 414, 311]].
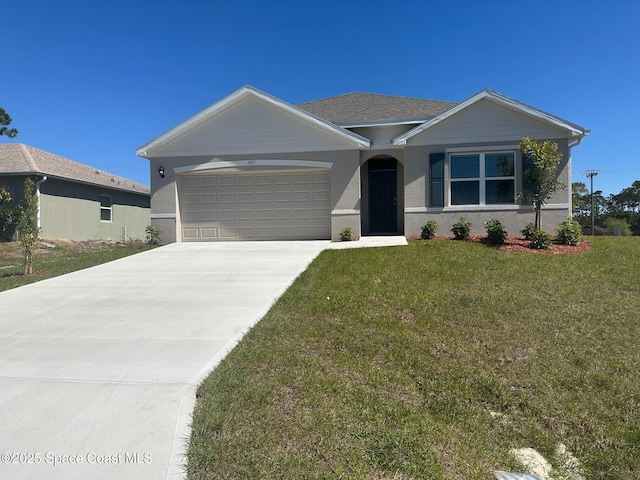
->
[[100, 195, 112, 222], [450, 152, 515, 205]]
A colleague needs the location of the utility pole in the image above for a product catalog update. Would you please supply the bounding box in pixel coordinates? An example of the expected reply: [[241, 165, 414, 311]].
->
[[586, 170, 599, 236]]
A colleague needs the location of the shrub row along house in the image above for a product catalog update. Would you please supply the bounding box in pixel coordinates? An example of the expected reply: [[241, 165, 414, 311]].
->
[[137, 86, 588, 243], [0, 144, 150, 241]]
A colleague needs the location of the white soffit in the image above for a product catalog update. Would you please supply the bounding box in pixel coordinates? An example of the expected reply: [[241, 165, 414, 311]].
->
[[136, 86, 370, 157], [392, 89, 589, 146]]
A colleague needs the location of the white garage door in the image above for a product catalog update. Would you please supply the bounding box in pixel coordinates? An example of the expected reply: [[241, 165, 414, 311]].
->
[[179, 170, 331, 241]]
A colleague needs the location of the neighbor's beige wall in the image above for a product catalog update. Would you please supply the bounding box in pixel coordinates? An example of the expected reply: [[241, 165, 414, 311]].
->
[[40, 194, 150, 241]]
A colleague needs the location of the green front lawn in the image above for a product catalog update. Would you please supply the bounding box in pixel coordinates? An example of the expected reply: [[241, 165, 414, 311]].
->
[[189, 237, 640, 479], [0, 240, 151, 292]]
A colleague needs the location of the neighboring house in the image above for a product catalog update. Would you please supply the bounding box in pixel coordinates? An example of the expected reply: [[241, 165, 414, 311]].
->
[[581, 225, 607, 236], [136, 86, 588, 243], [0, 143, 150, 241]]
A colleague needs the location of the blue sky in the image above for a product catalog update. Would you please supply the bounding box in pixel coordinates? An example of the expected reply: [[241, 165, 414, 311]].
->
[[2, 0, 638, 196]]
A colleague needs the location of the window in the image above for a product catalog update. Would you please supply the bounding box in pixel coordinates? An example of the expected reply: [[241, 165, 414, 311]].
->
[[450, 152, 515, 205], [100, 195, 112, 222]]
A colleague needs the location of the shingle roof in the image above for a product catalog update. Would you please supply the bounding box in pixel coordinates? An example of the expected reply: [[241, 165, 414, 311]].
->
[[0, 143, 149, 194], [297, 92, 458, 125]]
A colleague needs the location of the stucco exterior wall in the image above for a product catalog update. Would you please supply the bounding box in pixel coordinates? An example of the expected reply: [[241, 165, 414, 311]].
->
[[39, 179, 149, 241], [401, 138, 572, 238]]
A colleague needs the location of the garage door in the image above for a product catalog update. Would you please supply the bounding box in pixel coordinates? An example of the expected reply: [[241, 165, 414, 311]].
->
[[179, 171, 331, 241]]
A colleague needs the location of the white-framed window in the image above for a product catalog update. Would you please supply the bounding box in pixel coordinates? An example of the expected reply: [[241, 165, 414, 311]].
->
[[449, 152, 515, 205], [100, 194, 112, 222]]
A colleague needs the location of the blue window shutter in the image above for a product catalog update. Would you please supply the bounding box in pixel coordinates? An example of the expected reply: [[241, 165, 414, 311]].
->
[[429, 152, 445, 207]]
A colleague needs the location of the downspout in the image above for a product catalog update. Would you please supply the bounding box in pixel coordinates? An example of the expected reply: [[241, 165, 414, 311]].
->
[[35, 176, 47, 230]]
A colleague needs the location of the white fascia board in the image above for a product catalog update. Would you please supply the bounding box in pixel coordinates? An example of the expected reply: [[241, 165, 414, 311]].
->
[[392, 89, 589, 146], [136, 86, 370, 157]]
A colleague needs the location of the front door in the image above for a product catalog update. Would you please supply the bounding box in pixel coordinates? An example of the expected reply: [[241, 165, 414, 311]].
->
[[368, 158, 397, 234]]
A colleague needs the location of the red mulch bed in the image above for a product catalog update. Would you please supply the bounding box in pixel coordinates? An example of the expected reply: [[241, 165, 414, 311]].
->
[[470, 236, 592, 254]]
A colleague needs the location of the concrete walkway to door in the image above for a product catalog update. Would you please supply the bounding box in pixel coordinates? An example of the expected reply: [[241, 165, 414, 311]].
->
[[0, 241, 328, 480]]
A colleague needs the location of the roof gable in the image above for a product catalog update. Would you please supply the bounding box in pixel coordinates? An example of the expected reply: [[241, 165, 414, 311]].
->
[[0, 143, 149, 194], [136, 86, 370, 158], [298, 92, 457, 125], [393, 89, 589, 145]]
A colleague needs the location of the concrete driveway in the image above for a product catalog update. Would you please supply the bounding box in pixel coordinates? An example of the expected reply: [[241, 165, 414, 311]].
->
[[0, 241, 328, 480]]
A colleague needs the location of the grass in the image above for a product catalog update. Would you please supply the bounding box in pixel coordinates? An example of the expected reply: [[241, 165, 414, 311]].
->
[[188, 237, 640, 479], [0, 239, 152, 292]]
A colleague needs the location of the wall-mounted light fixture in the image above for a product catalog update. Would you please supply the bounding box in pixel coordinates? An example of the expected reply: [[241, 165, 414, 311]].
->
[[158, 167, 165, 178]]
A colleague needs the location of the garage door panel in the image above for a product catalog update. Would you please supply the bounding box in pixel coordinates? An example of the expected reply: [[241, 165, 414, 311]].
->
[[275, 208, 292, 220], [201, 209, 217, 221], [255, 209, 274, 220], [218, 209, 237, 221], [294, 191, 311, 202], [183, 228, 200, 239], [182, 211, 200, 222], [183, 193, 198, 204], [313, 190, 329, 202], [256, 175, 273, 186], [183, 177, 198, 188], [218, 177, 235, 187], [237, 209, 254, 220], [219, 192, 235, 204], [237, 192, 254, 203], [200, 177, 217, 187], [274, 191, 291, 203], [219, 226, 238, 238], [180, 171, 330, 241], [200, 193, 217, 204], [294, 208, 311, 220], [256, 192, 273, 203], [274, 174, 292, 185], [314, 208, 330, 219], [201, 227, 219, 239], [294, 174, 312, 184], [237, 176, 255, 187]]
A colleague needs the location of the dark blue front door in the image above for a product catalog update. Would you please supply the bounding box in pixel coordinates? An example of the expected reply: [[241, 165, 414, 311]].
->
[[368, 158, 397, 234]]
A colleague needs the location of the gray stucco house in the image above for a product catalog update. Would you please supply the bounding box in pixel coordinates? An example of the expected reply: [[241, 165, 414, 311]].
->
[[136, 86, 588, 243], [0, 143, 150, 241]]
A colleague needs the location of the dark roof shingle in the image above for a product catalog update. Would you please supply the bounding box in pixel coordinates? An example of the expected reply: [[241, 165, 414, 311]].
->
[[297, 92, 458, 125], [0, 143, 149, 194]]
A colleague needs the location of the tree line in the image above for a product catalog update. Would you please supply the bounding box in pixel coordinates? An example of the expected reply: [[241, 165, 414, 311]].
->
[[572, 180, 640, 235]]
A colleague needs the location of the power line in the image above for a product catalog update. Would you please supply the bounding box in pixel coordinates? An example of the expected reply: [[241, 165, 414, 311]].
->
[[580, 168, 640, 176]]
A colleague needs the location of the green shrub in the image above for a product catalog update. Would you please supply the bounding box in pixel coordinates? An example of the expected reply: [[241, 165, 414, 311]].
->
[[339, 227, 353, 242], [521, 223, 536, 240], [556, 217, 582, 246], [484, 218, 507, 246], [529, 230, 552, 249], [420, 220, 438, 240], [145, 225, 161, 247], [451, 217, 471, 240], [605, 217, 632, 236]]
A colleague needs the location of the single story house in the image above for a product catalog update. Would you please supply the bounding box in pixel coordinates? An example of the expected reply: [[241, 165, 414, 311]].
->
[[0, 143, 150, 241], [136, 86, 588, 243]]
